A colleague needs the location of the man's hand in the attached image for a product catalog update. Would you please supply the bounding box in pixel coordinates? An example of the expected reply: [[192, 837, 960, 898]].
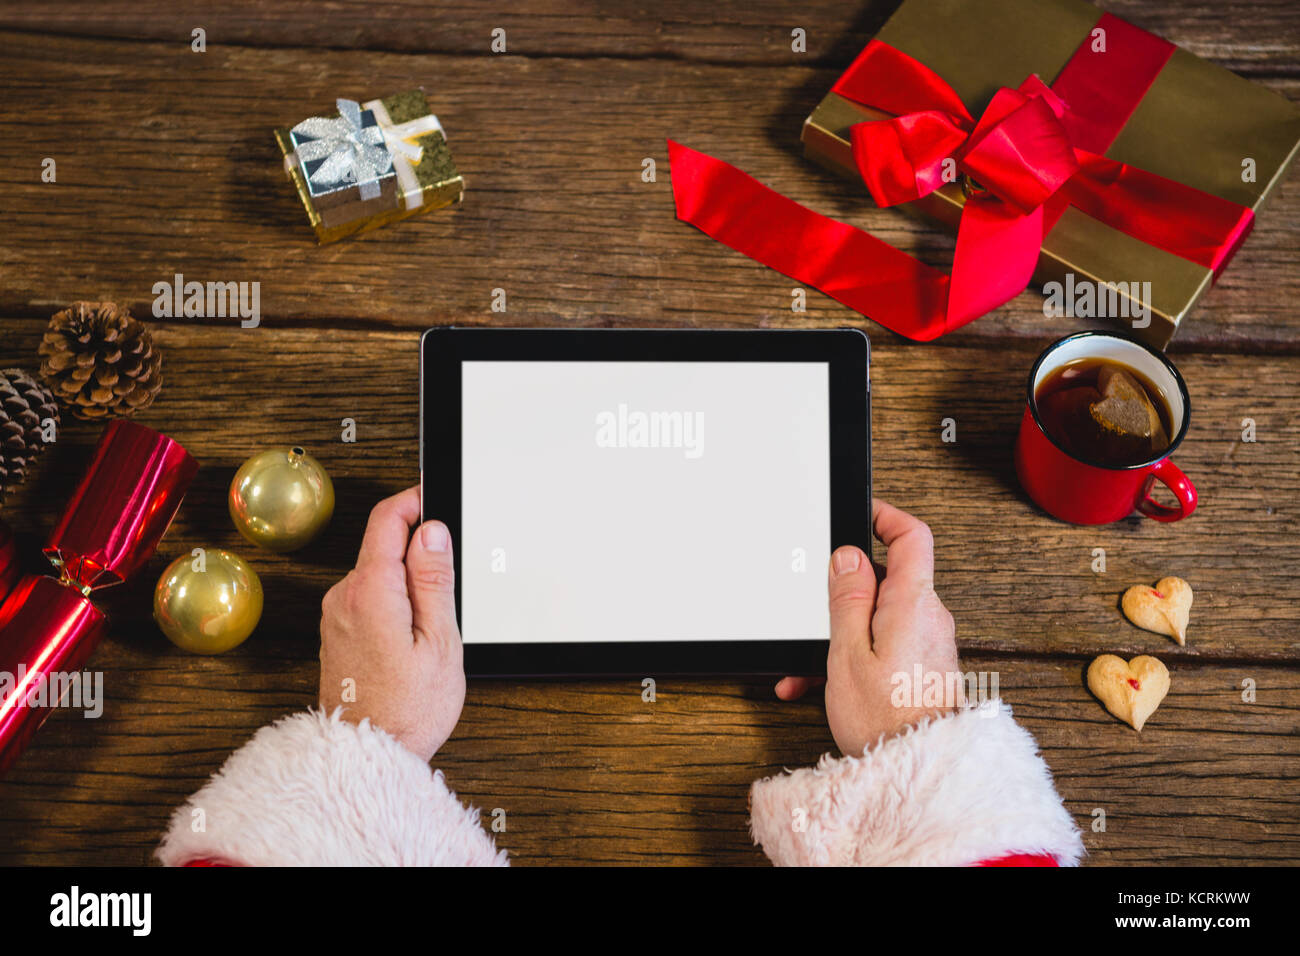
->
[[319, 486, 466, 762], [777, 499, 961, 756]]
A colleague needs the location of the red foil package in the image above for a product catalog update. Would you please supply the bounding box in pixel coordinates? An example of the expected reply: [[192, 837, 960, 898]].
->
[[0, 420, 197, 775]]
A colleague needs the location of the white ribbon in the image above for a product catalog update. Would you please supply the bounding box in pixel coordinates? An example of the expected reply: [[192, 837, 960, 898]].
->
[[363, 99, 445, 210]]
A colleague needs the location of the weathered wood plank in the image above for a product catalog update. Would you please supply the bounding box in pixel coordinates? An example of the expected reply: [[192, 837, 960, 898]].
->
[[0, 33, 1296, 349], [0, 0, 1295, 74], [0, 656, 1293, 865], [1, 0, 1296, 872], [0, 323, 1295, 664]]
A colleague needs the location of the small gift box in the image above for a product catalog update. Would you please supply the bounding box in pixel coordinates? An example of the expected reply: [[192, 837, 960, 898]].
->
[[275, 90, 464, 244], [801, 0, 1300, 347]]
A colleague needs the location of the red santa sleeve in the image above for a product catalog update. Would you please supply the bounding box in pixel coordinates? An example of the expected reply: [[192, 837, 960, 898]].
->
[[156, 708, 507, 867], [749, 700, 1083, 866]]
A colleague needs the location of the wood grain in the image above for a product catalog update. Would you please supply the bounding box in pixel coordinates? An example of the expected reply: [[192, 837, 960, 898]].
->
[[0, 655, 1293, 865], [0, 0, 1295, 74], [0, 0, 1296, 868], [2, 324, 1295, 662], [0, 31, 1296, 348]]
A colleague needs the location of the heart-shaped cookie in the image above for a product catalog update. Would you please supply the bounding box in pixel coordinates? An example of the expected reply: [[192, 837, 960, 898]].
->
[[1122, 577, 1193, 646], [1087, 654, 1170, 731]]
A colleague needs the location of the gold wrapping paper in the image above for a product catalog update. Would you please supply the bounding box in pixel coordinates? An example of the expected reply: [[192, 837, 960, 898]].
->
[[802, 0, 1300, 346]]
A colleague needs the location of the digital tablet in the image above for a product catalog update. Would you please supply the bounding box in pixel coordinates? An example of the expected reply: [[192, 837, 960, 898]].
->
[[420, 328, 871, 677]]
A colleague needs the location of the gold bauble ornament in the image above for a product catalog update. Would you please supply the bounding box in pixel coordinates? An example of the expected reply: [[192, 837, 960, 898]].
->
[[153, 548, 263, 654], [228, 445, 334, 552]]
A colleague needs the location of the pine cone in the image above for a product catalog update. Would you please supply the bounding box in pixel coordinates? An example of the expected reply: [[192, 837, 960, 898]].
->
[[0, 368, 60, 502], [38, 302, 162, 421]]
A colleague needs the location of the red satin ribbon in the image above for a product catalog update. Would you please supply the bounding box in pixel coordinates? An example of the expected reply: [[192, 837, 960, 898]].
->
[[671, 14, 1254, 341], [1050, 12, 1174, 154]]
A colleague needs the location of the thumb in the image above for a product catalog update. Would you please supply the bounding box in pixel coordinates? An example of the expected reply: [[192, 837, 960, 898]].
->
[[828, 545, 877, 650], [405, 521, 460, 643]]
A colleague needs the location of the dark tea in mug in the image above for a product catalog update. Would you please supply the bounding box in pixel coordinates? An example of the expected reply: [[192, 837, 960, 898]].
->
[[1017, 332, 1196, 524], [1034, 357, 1174, 467]]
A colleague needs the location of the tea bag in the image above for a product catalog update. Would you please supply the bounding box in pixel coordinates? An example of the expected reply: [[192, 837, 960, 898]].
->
[[1089, 367, 1169, 451]]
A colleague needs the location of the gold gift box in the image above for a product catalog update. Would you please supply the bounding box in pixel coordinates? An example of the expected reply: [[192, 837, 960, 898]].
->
[[275, 90, 463, 244], [802, 0, 1300, 347]]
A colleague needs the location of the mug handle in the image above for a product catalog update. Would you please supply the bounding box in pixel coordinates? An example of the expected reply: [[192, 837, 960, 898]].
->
[[1137, 458, 1197, 522]]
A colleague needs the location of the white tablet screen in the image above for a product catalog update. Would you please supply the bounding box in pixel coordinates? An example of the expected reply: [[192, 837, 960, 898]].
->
[[460, 361, 831, 644]]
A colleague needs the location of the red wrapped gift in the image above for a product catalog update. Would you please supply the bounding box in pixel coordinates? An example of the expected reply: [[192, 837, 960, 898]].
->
[[0, 420, 197, 775]]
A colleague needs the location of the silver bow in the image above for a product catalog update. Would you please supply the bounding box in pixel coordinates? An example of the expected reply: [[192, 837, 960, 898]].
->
[[291, 98, 394, 200]]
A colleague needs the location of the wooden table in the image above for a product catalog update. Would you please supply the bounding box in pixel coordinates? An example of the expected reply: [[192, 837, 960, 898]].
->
[[0, 0, 1296, 866]]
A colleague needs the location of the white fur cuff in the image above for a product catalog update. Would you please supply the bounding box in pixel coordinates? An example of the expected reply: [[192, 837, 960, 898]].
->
[[157, 709, 507, 867], [749, 700, 1083, 866]]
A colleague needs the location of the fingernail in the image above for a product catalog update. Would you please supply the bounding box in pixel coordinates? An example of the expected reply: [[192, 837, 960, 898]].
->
[[832, 547, 861, 575], [420, 522, 450, 552]]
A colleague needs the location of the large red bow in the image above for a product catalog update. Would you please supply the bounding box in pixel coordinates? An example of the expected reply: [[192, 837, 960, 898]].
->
[[843, 42, 1090, 334], [850, 57, 1080, 214], [670, 25, 1255, 341]]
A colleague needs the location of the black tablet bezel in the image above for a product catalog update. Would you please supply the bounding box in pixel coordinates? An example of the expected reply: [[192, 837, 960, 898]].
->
[[420, 327, 871, 677]]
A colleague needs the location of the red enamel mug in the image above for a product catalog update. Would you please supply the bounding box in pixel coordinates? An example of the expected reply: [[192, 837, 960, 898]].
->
[[1015, 331, 1196, 525]]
